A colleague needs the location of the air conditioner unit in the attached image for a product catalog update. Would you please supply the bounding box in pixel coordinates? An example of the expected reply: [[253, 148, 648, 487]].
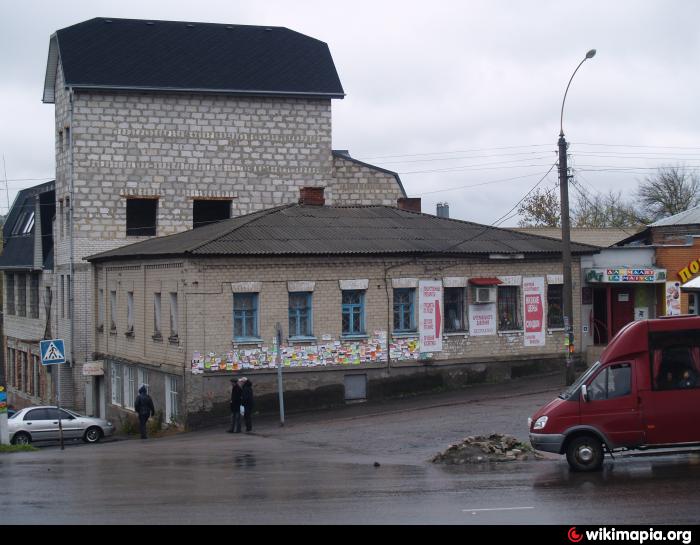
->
[[473, 286, 496, 304]]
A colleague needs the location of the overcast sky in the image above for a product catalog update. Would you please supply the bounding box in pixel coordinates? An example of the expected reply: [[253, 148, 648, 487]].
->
[[2, 0, 700, 225]]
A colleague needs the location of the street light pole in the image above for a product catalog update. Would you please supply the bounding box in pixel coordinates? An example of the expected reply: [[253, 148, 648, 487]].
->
[[559, 49, 596, 385]]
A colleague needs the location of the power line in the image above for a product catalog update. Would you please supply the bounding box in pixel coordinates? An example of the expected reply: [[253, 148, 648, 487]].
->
[[492, 162, 557, 227], [414, 171, 555, 196]]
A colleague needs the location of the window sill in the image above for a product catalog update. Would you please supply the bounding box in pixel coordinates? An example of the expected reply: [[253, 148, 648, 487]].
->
[[341, 334, 369, 340], [232, 338, 263, 346], [391, 331, 418, 338], [109, 329, 117, 337], [152, 333, 163, 343], [288, 336, 317, 344], [547, 328, 565, 333], [168, 335, 180, 345], [444, 331, 469, 338], [125, 330, 134, 338], [498, 330, 524, 336]]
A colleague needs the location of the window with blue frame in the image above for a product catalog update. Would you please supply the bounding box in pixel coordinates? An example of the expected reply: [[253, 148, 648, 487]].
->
[[289, 292, 313, 338], [233, 293, 258, 339], [342, 290, 365, 336], [393, 288, 416, 332]]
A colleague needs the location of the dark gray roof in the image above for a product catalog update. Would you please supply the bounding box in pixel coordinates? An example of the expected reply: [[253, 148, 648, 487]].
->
[[0, 181, 55, 270], [44, 17, 345, 102], [87, 204, 599, 262]]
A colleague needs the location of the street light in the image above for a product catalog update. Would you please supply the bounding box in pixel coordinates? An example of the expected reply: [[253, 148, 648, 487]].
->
[[558, 48, 596, 385]]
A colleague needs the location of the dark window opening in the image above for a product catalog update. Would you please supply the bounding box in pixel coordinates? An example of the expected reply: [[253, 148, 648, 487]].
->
[[193, 200, 231, 229], [126, 198, 158, 236]]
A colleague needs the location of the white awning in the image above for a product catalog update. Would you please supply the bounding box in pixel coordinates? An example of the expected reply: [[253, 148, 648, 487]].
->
[[681, 276, 700, 291]]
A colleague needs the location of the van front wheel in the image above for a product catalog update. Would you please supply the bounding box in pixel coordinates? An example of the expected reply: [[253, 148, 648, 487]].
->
[[566, 435, 604, 472]]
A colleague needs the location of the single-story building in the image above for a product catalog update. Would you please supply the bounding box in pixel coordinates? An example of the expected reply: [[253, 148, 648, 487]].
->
[[87, 188, 598, 428]]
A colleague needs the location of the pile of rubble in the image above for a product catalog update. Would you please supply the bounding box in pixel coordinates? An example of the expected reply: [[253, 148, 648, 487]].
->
[[432, 433, 544, 464]]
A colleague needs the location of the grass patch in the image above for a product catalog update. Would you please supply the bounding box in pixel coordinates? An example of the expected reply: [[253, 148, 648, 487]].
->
[[0, 444, 38, 453]]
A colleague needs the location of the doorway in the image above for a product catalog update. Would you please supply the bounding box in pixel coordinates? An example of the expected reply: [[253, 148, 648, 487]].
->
[[611, 286, 635, 338]]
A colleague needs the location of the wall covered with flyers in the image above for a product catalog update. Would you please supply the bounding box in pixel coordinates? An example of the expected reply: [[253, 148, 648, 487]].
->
[[190, 333, 422, 374]]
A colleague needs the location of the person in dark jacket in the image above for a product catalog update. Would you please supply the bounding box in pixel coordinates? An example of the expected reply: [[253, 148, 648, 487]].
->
[[134, 385, 155, 439], [240, 377, 254, 432], [228, 378, 243, 433]]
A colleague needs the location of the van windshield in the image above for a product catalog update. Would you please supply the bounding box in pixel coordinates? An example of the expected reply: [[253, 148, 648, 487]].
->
[[559, 361, 601, 400]]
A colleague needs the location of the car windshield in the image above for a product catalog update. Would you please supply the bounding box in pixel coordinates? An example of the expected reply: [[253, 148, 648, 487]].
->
[[559, 361, 601, 400]]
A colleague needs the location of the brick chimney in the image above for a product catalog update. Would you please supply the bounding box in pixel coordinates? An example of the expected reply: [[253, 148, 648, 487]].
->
[[299, 186, 325, 206], [397, 197, 421, 213]]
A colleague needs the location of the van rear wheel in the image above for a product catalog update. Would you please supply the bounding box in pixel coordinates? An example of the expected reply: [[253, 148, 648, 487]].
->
[[566, 435, 604, 472]]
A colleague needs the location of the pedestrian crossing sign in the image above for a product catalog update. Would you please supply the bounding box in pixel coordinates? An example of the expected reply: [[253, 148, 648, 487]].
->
[[40, 339, 66, 365]]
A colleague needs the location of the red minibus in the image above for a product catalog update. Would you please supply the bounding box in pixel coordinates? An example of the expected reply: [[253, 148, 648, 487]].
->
[[529, 316, 700, 471]]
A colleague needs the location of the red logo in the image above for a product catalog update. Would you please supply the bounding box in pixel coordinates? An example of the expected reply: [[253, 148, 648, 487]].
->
[[568, 527, 584, 543]]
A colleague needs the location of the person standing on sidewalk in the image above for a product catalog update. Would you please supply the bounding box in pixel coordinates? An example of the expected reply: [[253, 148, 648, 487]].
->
[[240, 377, 254, 432], [134, 385, 155, 439], [228, 378, 243, 433]]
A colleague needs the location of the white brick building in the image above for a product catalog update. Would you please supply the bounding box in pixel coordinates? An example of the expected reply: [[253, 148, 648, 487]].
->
[[3, 17, 406, 414]]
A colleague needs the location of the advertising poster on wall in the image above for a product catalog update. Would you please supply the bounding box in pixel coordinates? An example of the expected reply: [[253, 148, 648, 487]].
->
[[523, 277, 545, 347], [469, 303, 497, 336], [419, 281, 443, 352], [666, 281, 682, 316]]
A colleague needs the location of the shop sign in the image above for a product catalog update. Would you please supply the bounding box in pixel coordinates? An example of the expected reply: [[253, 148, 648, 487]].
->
[[678, 258, 700, 283], [82, 361, 104, 376], [469, 303, 497, 336], [523, 277, 545, 347], [585, 268, 666, 283], [418, 281, 443, 353]]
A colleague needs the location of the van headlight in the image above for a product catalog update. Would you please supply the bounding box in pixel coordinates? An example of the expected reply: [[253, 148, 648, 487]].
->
[[533, 416, 548, 430]]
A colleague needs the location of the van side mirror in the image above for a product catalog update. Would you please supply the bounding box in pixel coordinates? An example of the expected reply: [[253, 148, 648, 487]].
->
[[581, 384, 589, 403]]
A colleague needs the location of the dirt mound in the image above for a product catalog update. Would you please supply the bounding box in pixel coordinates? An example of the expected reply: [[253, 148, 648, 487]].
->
[[432, 433, 544, 464]]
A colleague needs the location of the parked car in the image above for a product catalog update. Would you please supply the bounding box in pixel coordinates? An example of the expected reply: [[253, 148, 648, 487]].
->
[[529, 315, 700, 471], [9, 406, 115, 445]]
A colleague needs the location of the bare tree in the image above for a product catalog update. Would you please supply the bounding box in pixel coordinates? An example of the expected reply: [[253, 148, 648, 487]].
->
[[637, 165, 700, 222], [517, 186, 560, 227], [572, 188, 641, 228]]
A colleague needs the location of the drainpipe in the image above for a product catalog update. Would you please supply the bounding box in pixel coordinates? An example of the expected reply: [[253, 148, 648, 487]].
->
[[68, 88, 75, 381]]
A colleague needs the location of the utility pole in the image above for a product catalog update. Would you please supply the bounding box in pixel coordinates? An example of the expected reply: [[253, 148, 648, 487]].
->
[[558, 49, 596, 385], [558, 134, 575, 385]]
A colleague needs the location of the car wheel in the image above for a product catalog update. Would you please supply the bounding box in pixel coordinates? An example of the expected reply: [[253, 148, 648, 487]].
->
[[11, 432, 31, 446], [83, 426, 102, 444], [566, 435, 604, 472]]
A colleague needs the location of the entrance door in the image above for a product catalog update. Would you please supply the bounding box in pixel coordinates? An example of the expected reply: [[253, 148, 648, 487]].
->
[[611, 287, 635, 338]]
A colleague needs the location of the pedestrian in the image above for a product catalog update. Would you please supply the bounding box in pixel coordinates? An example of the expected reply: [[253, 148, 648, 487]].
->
[[228, 378, 243, 433], [240, 377, 254, 432], [134, 385, 155, 439]]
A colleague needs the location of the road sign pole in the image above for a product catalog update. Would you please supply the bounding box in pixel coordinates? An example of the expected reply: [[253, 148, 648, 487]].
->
[[41, 339, 67, 450], [275, 323, 285, 427], [57, 365, 64, 450]]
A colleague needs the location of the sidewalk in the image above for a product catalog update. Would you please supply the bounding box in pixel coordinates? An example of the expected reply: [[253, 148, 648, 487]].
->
[[251, 371, 567, 430]]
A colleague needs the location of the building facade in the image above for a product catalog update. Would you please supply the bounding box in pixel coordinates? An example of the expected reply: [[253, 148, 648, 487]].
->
[[88, 194, 596, 427]]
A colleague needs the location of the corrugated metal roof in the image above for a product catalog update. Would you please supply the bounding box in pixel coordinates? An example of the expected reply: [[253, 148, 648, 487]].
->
[[88, 204, 599, 262], [650, 205, 700, 227], [513, 227, 637, 248]]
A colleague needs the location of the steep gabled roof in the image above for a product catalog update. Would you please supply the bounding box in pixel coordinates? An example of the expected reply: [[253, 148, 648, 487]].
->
[[44, 17, 345, 102], [87, 204, 599, 263]]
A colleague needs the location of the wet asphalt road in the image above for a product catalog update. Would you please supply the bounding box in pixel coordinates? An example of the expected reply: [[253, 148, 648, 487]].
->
[[3, 373, 700, 525]]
